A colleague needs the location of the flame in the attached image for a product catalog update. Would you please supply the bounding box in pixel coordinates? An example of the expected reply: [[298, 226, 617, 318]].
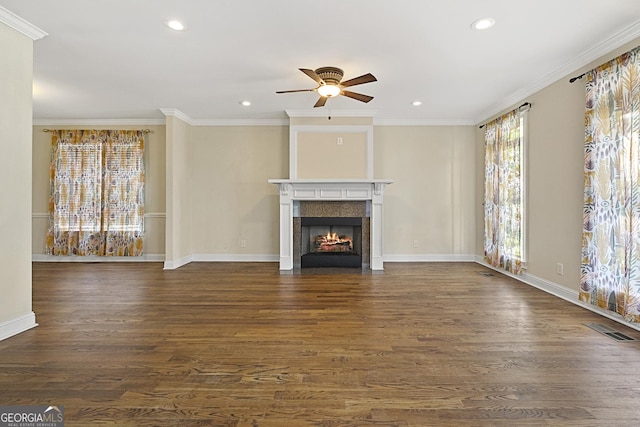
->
[[312, 229, 354, 253]]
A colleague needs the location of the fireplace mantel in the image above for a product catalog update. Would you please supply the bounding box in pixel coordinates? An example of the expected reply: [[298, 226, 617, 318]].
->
[[268, 179, 393, 270]]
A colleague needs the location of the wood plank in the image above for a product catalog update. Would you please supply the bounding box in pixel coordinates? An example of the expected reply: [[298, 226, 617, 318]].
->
[[0, 262, 637, 425]]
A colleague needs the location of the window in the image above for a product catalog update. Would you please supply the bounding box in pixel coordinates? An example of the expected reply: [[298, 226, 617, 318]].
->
[[483, 105, 529, 274], [47, 129, 145, 256], [580, 45, 640, 322]]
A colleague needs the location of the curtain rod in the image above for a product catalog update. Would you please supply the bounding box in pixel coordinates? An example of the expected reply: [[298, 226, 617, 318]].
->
[[478, 102, 532, 129], [569, 72, 586, 83], [42, 128, 151, 133]]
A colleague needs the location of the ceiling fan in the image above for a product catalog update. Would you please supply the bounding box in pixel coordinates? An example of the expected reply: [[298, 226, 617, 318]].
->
[[276, 66, 377, 107]]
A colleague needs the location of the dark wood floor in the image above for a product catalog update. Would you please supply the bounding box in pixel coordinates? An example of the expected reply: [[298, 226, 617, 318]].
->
[[1, 262, 640, 426]]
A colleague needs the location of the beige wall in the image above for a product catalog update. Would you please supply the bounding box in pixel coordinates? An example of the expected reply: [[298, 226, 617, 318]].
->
[[186, 124, 475, 258], [475, 36, 640, 292], [0, 23, 35, 336], [375, 125, 477, 257], [31, 122, 479, 262], [32, 125, 166, 256], [190, 126, 289, 256]]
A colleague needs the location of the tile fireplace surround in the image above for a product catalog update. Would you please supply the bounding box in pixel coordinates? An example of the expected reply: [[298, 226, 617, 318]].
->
[[268, 179, 393, 271]]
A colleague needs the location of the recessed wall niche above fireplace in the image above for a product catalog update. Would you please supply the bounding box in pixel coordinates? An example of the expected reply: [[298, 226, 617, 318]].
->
[[268, 111, 393, 271]]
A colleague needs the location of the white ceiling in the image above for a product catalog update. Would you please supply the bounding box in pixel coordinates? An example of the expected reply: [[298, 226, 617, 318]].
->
[[2, 0, 640, 124]]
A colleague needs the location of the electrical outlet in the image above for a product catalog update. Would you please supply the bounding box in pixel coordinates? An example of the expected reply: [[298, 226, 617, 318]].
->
[[337, 137, 343, 145], [241, 239, 247, 248], [556, 262, 564, 275], [413, 240, 419, 248]]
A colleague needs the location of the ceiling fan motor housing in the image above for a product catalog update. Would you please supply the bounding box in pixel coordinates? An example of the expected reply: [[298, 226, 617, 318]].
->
[[315, 67, 344, 85]]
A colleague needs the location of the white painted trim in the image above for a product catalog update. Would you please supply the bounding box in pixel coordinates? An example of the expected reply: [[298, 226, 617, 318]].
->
[[385, 254, 477, 262], [159, 108, 193, 125], [0, 6, 47, 40], [374, 118, 476, 126], [474, 256, 640, 333], [476, 20, 640, 124], [0, 312, 37, 342], [163, 255, 192, 270], [286, 110, 376, 118], [33, 254, 164, 262], [33, 119, 165, 126], [192, 254, 279, 262], [190, 119, 289, 126]]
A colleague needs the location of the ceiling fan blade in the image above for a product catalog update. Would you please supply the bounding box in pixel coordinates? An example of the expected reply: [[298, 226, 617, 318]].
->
[[340, 73, 377, 88], [276, 88, 315, 94], [341, 90, 374, 103], [313, 97, 328, 108], [300, 68, 325, 85]]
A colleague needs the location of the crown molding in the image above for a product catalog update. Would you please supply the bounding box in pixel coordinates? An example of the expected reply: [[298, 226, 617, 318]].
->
[[158, 109, 290, 126], [33, 118, 165, 126], [475, 20, 640, 124], [191, 118, 289, 126], [159, 108, 193, 125], [374, 118, 476, 126], [286, 109, 377, 118], [0, 6, 47, 40]]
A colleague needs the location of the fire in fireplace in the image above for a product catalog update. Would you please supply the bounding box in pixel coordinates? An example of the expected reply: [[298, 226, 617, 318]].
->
[[311, 227, 353, 253], [301, 217, 362, 268]]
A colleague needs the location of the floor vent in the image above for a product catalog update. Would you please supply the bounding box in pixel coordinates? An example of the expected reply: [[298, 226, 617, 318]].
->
[[585, 323, 636, 341], [478, 272, 495, 277]]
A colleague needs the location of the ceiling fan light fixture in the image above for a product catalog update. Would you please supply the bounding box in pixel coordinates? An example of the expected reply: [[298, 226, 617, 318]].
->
[[317, 84, 341, 98]]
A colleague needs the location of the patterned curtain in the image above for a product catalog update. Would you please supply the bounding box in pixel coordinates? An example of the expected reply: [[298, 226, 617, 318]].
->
[[580, 46, 640, 323], [484, 109, 524, 274], [46, 130, 145, 256]]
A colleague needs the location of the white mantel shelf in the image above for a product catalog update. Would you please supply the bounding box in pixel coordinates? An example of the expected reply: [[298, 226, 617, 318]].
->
[[268, 179, 394, 271]]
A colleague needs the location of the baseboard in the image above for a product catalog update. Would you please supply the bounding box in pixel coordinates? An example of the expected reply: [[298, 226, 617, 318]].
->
[[0, 312, 37, 342], [192, 254, 279, 262], [474, 256, 640, 333], [163, 255, 192, 270], [33, 254, 165, 262], [384, 254, 477, 262]]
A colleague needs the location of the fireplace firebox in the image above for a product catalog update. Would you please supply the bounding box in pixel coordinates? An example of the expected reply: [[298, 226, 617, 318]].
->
[[301, 217, 362, 268]]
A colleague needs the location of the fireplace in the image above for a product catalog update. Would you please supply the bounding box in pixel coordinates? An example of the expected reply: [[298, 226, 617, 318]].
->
[[301, 217, 362, 268], [269, 180, 390, 270]]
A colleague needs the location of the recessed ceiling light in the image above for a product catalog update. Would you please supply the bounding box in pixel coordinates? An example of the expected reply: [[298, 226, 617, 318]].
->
[[165, 20, 185, 31], [412, 101, 422, 106], [471, 18, 495, 30], [240, 101, 251, 106]]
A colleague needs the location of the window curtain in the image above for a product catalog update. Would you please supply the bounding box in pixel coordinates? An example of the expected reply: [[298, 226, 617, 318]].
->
[[46, 130, 145, 256], [580, 46, 640, 323], [484, 109, 525, 274]]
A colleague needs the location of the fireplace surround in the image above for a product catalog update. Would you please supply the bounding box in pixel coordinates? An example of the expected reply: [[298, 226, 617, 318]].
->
[[268, 179, 393, 270]]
